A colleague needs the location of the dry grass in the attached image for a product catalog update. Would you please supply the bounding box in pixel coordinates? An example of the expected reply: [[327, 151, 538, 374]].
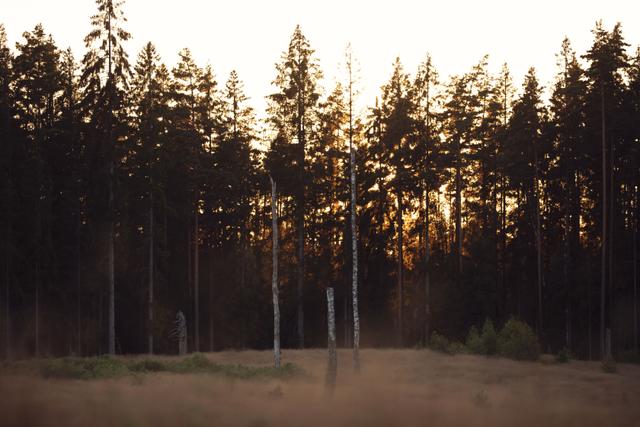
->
[[1, 349, 639, 427]]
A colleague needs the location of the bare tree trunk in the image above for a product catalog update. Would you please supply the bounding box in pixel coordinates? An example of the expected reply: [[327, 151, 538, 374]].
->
[[148, 182, 154, 355], [108, 161, 115, 355], [194, 206, 199, 352], [455, 147, 462, 286], [297, 210, 304, 349], [608, 141, 614, 354], [634, 186, 638, 355], [270, 176, 281, 368], [326, 287, 337, 391], [346, 45, 360, 371], [534, 144, 543, 339], [209, 255, 214, 352], [5, 212, 10, 360], [35, 263, 39, 357], [424, 187, 431, 345], [600, 82, 606, 361], [397, 189, 404, 347]]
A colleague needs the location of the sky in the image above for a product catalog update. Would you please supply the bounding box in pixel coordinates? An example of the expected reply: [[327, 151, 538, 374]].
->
[[2, 0, 640, 118]]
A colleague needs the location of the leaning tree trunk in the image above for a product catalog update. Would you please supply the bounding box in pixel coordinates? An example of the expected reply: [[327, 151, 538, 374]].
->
[[270, 176, 281, 368]]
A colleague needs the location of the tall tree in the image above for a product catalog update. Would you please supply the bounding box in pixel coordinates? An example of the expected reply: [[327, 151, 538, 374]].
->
[[413, 54, 440, 343], [345, 44, 361, 370], [267, 26, 322, 348], [81, 0, 131, 354]]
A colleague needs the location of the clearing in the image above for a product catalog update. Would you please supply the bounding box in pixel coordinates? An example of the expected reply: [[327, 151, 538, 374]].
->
[[1, 349, 639, 427]]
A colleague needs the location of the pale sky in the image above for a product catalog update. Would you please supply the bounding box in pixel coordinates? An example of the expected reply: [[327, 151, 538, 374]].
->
[[2, 0, 640, 118]]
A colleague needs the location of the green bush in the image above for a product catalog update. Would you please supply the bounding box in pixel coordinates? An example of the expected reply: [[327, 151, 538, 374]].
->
[[129, 359, 167, 372], [40, 356, 128, 379], [447, 341, 468, 355], [497, 318, 540, 361], [481, 319, 498, 356], [466, 326, 483, 354], [466, 319, 497, 356], [430, 331, 450, 353]]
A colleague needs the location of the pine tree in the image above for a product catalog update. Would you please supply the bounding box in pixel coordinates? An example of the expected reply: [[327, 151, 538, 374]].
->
[[81, 0, 131, 355], [267, 26, 322, 348]]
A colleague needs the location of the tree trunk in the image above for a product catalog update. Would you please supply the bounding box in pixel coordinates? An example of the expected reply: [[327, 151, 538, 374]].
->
[[632, 186, 640, 355], [35, 263, 39, 357], [346, 47, 360, 368], [108, 161, 115, 355], [455, 144, 462, 286], [194, 206, 199, 352], [326, 287, 337, 391], [349, 117, 360, 371], [534, 143, 543, 339], [148, 182, 154, 355], [397, 189, 404, 347], [424, 187, 431, 345], [270, 176, 281, 369], [209, 255, 214, 352], [600, 82, 606, 360]]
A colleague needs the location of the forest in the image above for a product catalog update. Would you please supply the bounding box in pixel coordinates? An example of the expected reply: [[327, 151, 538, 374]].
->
[[1, 0, 639, 362]]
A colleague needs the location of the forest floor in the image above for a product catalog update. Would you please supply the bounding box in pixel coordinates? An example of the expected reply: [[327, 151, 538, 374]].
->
[[1, 349, 640, 427]]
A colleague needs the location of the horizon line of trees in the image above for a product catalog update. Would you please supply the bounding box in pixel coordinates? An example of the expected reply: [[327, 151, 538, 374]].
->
[[1, 0, 639, 361]]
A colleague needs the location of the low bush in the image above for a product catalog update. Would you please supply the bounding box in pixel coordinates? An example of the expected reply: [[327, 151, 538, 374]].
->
[[36, 353, 307, 380], [447, 341, 468, 355], [497, 318, 540, 361], [430, 331, 450, 353], [40, 356, 128, 379], [466, 319, 498, 356], [481, 319, 498, 356], [466, 326, 483, 354]]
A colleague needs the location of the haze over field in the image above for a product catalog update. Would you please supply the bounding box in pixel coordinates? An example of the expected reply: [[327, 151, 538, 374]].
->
[[2, 350, 640, 427]]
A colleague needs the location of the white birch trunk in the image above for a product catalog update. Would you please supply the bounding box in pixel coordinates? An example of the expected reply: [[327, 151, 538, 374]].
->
[[270, 176, 281, 368], [347, 45, 360, 372], [326, 287, 337, 390]]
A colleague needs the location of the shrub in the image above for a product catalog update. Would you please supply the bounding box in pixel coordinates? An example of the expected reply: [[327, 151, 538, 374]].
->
[[466, 326, 483, 354], [556, 347, 571, 363], [601, 356, 617, 374], [430, 331, 450, 353], [40, 356, 128, 379], [497, 318, 540, 361], [481, 319, 498, 356], [129, 359, 167, 372], [447, 341, 468, 355]]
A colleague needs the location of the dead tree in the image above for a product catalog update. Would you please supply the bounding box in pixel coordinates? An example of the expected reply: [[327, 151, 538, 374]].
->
[[171, 310, 188, 356]]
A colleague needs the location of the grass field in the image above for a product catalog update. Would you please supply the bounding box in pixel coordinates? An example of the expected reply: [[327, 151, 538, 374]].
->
[[1, 349, 639, 427]]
